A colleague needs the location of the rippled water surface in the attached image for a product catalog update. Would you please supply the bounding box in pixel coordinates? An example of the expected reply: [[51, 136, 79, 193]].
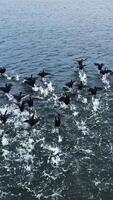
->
[[0, 0, 113, 199]]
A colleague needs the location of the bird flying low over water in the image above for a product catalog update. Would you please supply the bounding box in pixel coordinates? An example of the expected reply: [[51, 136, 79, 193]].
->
[[0, 110, 10, 124], [94, 63, 104, 71], [16, 101, 26, 112], [59, 93, 70, 105], [88, 86, 102, 95], [38, 70, 51, 78], [100, 69, 113, 75], [0, 83, 12, 93], [55, 113, 61, 128], [13, 92, 26, 102], [24, 75, 37, 87], [94, 63, 113, 75], [76, 58, 87, 70], [65, 80, 76, 88], [76, 81, 86, 90], [25, 97, 34, 107], [24, 114, 40, 126], [0, 67, 6, 75]]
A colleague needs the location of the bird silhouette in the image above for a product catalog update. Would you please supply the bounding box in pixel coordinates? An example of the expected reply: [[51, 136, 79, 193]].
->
[[0, 67, 6, 75], [0, 110, 10, 124], [0, 83, 12, 93], [24, 114, 40, 126], [59, 93, 70, 105], [38, 70, 51, 78], [55, 113, 61, 128], [13, 92, 25, 102]]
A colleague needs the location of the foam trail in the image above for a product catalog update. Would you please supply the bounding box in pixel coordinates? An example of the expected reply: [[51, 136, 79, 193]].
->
[[70, 104, 79, 116], [92, 96, 100, 112], [79, 70, 87, 85], [47, 82, 54, 92], [15, 74, 20, 81], [77, 94, 87, 104], [51, 94, 58, 106], [58, 135, 62, 143], [101, 74, 110, 89]]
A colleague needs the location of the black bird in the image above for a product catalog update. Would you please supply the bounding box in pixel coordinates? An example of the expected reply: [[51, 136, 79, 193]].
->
[[55, 113, 61, 128], [76, 58, 87, 70], [16, 101, 26, 112], [0, 83, 12, 93], [59, 93, 70, 105], [94, 63, 104, 71], [65, 80, 76, 88], [100, 69, 112, 75], [76, 81, 86, 90], [13, 92, 25, 102], [24, 114, 40, 126], [24, 75, 36, 87], [0, 110, 10, 124], [25, 97, 34, 107], [88, 86, 102, 95], [0, 67, 6, 75], [38, 70, 50, 78], [76, 58, 87, 66]]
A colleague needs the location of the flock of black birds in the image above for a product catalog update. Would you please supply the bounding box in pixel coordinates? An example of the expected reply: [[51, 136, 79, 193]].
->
[[0, 59, 112, 128]]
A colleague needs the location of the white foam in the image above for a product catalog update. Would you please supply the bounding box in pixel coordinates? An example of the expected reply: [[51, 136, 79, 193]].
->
[[79, 70, 87, 85], [15, 74, 20, 81], [48, 82, 54, 92], [58, 135, 62, 143], [51, 155, 61, 165], [73, 111, 79, 116], [92, 96, 100, 111], [60, 102, 68, 109], [2, 135, 9, 146], [0, 129, 4, 136], [76, 120, 89, 135], [32, 85, 39, 92], [102, 74, 110, 89], [4, 74, 12, 80], [44, 145, 61, 155], [2, 149, 9, 159]]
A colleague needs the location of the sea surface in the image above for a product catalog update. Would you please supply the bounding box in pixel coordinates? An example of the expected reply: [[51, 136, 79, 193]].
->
[[0, 0, 113, 199]]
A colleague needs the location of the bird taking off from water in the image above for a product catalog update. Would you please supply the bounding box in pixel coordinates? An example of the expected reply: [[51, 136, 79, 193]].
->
[[0, 110, 10, 124], [38, 70, 51, 78], [24, 114, 40, 126], [0, 83, 12, 93]]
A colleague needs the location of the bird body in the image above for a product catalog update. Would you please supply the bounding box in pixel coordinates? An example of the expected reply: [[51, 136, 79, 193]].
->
[[0, 110, 9, 124], [24, 114, 40, 126], [55, 113, 61, 128], [76, 58, 87, 70], [16, 101, 26, 112], [38, 70, 50, 78], [94, 63, 104, 71], [13, 92, 25, 102], [24, 75, 36, 87], [88, 86, 102, 95], [59, 94, 70, 105], [0, 83, 12, 93], [100, 69, 112, 75], [76, 81, 86, 90], [0, 67, 6, 75], [26, 97, 33, 107], [65, 80, 75, 88]]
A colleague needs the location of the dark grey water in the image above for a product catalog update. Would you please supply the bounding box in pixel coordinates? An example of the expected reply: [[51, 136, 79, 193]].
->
[[0, 0, 113, 199]]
